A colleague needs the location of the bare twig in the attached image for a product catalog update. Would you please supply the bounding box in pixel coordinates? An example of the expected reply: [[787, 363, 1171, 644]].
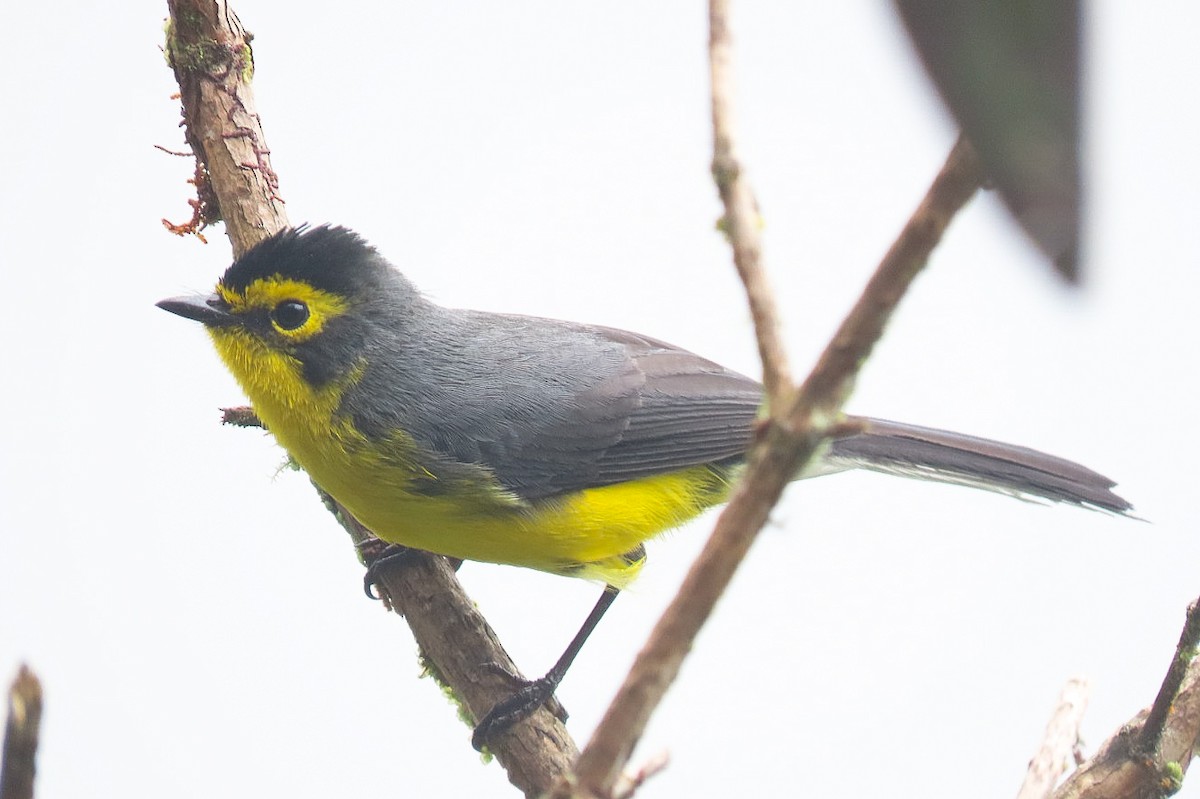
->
[[1140, 598, 1200, 753], [0, 665, 43, 799], [1054, 600, 1200, 799], [569, 143, 979, 799], [612, 750, 670, 799], [163, 2, 577, 795], [708, 0, 790, 401], [1017, 677, 1091, 799], [219, 405, 260, 428], [788, 135, 981, 419], [562, 4, 986, 788]]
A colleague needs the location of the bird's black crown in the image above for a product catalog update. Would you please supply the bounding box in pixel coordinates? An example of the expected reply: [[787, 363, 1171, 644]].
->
[[220, 225, 393, 298]]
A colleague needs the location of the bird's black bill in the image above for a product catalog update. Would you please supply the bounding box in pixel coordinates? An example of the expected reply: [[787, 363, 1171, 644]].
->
[[156, 294, 235, 327]]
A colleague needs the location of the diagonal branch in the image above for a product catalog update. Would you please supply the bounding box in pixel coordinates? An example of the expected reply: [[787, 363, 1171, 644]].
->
[[1140, 597, 1200, 754], [560, 1, 985, 791], [1054, 598, 1200, 799], [789, 135, 981, 421], [164, 2, 577, 795], [333, 507, 579, 795], [708, 0, 790, 401], [165, 0, 286, 254]]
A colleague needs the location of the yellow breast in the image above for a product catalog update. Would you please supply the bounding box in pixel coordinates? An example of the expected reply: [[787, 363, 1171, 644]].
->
[[209, 326, 732, 585]]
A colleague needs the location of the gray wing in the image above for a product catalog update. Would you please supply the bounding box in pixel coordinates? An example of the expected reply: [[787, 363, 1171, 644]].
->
[[487, 323, 763, 500], [582, 326, 763, 487], [347, 309, 763, 503]]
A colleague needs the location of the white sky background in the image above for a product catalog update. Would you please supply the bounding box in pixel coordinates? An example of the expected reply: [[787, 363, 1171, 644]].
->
[[1, 2, 1198, 797]]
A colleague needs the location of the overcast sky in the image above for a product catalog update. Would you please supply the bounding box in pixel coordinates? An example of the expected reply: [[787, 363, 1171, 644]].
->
[[2, 3, 1199, 797]]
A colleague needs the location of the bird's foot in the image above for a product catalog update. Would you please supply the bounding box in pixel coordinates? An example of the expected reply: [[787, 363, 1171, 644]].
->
[[360, 544, 421, 599], [471, 672, 566, 751]]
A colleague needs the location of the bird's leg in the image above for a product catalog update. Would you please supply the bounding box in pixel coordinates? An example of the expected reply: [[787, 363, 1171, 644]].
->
[[471, 585, 620, 751]]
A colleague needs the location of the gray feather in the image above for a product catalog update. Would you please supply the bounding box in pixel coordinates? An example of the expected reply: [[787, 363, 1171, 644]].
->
[[825, 417, 1131, 513], [342, 302, 762, 500], [262, 227, 1130, 513]]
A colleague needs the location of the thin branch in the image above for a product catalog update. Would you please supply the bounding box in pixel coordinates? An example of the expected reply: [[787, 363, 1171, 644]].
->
[[0, 665, 43, 799], [164, 2, 577, 795], [1140, 598, 1200, 753], [612, 750, 669, 799], [1054, 599, 1200, 799], [1017, 677, 1091, 799], [788, 135, 982, 420], [165, 0, 285, 255], [708, 0, 791, 402], [220, 420, 576, 796], [564, 12, 986, 791]]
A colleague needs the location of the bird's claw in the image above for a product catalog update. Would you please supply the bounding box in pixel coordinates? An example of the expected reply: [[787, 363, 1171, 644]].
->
[[480, 661, 523, 685], [470, 676, 564, 751], [360, 544, 418, 599]]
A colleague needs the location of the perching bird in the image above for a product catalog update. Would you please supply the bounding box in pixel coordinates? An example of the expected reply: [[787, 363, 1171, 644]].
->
[[158, 225, 1130, 747]]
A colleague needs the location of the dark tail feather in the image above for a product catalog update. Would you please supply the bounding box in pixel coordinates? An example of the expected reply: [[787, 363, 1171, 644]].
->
[[821, 416, 1132, 514]]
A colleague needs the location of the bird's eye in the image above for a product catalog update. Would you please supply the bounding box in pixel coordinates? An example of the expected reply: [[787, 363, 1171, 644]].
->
[[271, 300, 310, 331]]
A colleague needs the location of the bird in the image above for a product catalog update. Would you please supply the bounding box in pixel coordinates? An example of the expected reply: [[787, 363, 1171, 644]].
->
[[157, 224, 1130, 748]]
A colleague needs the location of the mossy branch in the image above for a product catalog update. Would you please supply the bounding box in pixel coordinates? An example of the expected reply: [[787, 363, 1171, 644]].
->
[[164, 2, 578, 795]]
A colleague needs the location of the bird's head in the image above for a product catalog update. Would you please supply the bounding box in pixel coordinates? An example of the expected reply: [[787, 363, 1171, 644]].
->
[[158, 225, 416, 410]]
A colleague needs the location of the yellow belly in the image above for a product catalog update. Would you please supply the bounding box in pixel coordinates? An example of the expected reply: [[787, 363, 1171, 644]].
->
[[361, 464, 731, 584], [295, 420, 731, 584], [210, 328, 733, 584]]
